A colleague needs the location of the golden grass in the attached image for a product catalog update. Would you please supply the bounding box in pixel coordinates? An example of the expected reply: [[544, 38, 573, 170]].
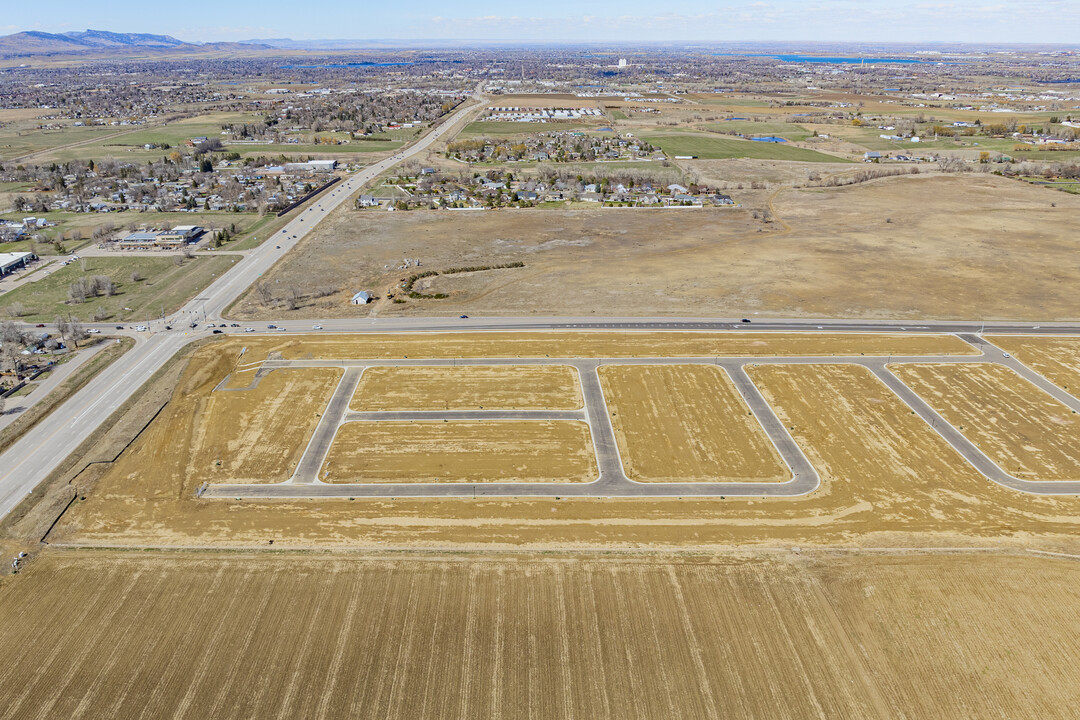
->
[[892, 362, 1080, 480], [600, 364, 788, 482], [986, 335, 1080, 392], [351, 365, 582, 411], [321, 421, 596, 483]]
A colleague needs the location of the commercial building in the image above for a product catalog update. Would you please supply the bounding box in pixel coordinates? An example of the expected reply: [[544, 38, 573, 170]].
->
[[0, 251, 36, 276]]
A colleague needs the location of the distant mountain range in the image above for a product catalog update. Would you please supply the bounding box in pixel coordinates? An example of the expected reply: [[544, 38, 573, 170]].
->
[[0, 29, 265, 58]]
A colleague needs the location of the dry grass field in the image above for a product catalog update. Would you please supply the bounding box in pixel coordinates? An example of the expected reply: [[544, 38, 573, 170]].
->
[[2, 550, 1080, 719], [892, 363, 1080, 480], [599, 364, 788, 482], [98, 365, 341, 490], [230, 174, 1080, 321], [351, 365, 582, 411], [216, 332, 976, 361], [321, 421, 596, 483], [986, 335, 1080, 392], [47, 341, 1080, 551]]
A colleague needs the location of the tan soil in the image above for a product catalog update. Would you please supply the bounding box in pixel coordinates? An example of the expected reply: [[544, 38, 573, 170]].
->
[[599, 364, 788, 482], [892, 362, 1080, 480], [986, 335, 1080, 393], [352, 365, 582, 411], [321, 421, 596, 483]]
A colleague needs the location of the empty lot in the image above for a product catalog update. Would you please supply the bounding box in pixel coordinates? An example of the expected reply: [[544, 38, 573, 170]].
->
[[892, 362, 1080, 481], [986, 335, 1080, 392], [599, 364, 788, 482], [320, 421, 596, 483], [351, 365, 582, 411]]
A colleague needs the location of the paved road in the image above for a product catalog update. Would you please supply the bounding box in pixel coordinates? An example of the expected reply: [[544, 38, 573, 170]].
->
[[0, 341, 108, 433]]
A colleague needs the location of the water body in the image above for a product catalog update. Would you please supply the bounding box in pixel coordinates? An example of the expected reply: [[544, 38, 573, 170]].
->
[[713, 53, 924, 64], [281, 61, 414, 69], [750, 136, 787, 143]]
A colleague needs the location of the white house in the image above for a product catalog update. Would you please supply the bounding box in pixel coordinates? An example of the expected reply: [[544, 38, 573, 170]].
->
[[351, 291, 371, 305]]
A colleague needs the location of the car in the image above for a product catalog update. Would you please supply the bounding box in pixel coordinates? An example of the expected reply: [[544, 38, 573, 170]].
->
[[244, 327, 255, 332], [115, 325, 124, 330], [1002, 352, 1011, 358], [312, 324, 323, 330], [135, 325, 147, 332], [278, 327, 287, 331], [276, 245, 281, 249], [212, 329, 223, 334], [267, 324, 277, 329], [230, 323, 240, 327], [86, 328, 101, 334], [34, 323, 45, 328], [165, 326, 172, 330], [206, 323, 216, 328], [741, 318, 751, 323], [460, 315, 469, 319]]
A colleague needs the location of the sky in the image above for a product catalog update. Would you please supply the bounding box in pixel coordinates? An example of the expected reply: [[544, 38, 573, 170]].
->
[[3, 0, 1079, 45]]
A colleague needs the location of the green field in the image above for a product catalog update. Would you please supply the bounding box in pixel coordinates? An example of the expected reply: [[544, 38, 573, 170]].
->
[[0, 125, 125, 162], [702, 121, 814, 142], [0, 254, 237, 323], [640, 132, 848, 162], [459, 121, 603, 138]]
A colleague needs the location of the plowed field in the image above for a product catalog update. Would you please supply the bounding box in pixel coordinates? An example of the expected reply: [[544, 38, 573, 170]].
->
[[351, 365, 582, 411]]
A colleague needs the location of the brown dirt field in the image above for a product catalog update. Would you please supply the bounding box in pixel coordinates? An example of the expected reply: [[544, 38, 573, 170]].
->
[[220, 332, 976, 362], [891, 363, 1080, 481], [48, 347, 1080, 551], [2, 550, 1080, 719], [351, 365, 582, 411], [321, 421, 596, 483], [229, 174, 1080, 321], [985, 335, 1080, 393], [599, 365, 788, 482]]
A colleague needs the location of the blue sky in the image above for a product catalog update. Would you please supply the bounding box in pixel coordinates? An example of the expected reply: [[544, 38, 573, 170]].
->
[[4, 0, 1079, 44]]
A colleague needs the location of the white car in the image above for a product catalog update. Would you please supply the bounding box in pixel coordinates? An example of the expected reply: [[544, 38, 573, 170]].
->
[[135, 325, 147, 332], [86, 328, 101, 334], [1002, 353, 1011, 358], [244, 327, 255, 332], [312, 324, 323, 330]]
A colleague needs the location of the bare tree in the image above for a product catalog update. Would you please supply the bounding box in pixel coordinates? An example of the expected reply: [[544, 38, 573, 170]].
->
[[0, 320, 27, 379], [130, 270, 143, 282], [182, 246, 195, 259], [255, 282, 273, 307], [5, 302, 26, 319], [55, 315, 85, 349]]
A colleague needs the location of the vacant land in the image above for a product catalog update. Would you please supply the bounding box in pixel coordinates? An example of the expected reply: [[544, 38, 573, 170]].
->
[[321, 421, 595, 483], [0, 254, 237, 323], [103, 366, 340, 488], [642, 131, 845, 162], [986, 336, 1080, 392], [218, 333, 976, 362], [48, 337, 1080, 550], [1, 550, 1079, 719], [352, 365, 582, 410], [231, 174, 1080, 320], [892, 363, 1080, 480], [599, 365, 788, 482]]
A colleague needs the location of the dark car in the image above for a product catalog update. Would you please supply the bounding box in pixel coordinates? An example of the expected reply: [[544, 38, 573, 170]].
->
[[35, 323, 45, 328], [275, 245, 281, 249], [460, 315, 469, 319], [212, 329, 223, 334], [741, 318, 752, 323], [230, 323, 240, 327], [116, 325, 124, 330], [267, 324, 277, 329]]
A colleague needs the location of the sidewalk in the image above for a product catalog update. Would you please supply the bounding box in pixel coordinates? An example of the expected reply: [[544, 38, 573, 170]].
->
[[0, 340, 111, 432]]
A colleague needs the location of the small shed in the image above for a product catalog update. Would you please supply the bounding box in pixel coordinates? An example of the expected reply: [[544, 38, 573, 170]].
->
[[351, 291, 371, 305]]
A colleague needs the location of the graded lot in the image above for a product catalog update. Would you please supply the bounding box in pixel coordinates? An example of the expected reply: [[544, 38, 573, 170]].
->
[[351, 365, 582, 411], [599, 364, 788, 482], [43, 341, 1080, 551], [891, 362, 1080, 481], [986, 335, 1080, 392], [2, 550, 1080, 720], [320, 420, 596, 483]]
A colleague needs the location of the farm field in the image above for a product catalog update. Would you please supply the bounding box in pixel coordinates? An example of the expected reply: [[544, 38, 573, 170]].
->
[[639, 130, 845, 162], [321, 421, 596, 483], [701, 121, 814, 142], [0, 254, 237, 323], [44, 336, 1080, 551], [986, 335, 1080, 392], [351, 365, 583, 411], [892, 362, 1080, 480], [228, 174, 1080, 321], [599, 364, 788, 482], [2, 550, 1080, 719]]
